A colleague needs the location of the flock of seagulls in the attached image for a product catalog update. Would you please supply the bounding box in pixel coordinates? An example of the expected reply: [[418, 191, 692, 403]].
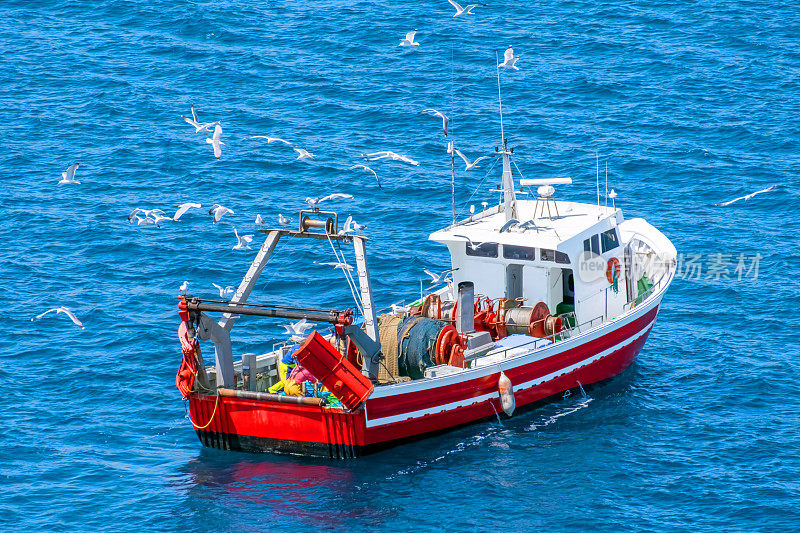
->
[[41, 1, 780, 334]]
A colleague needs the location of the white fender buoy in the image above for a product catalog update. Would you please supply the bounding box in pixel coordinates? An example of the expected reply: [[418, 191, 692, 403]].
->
[[498, 371, 515, 416]]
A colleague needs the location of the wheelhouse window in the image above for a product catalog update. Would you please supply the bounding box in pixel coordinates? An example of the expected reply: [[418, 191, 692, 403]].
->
[[541, 249, 570, 264], [465, 241, 498, 258], [503, 244, 536, 261], [601, 229, 620, 253], [583, 235, 600, 255]]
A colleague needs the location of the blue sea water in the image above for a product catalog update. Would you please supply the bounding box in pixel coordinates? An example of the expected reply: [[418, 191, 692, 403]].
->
[[2, 0, 800, 530]]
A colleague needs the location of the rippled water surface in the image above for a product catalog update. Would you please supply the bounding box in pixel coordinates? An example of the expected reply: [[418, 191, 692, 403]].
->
[[2, 0, 799, 530]]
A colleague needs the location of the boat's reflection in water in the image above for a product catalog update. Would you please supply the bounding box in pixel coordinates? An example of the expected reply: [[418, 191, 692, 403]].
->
[[180, 449, 393, 528]]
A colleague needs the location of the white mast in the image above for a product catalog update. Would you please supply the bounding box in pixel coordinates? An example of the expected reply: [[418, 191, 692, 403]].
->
[[497, 52, 517, 221]]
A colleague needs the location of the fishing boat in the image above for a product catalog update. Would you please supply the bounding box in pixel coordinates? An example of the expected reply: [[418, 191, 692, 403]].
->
[[175, 136, 676, 459]]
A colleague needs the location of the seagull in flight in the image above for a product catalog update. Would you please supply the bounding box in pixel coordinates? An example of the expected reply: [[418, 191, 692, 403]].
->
[[399, 30, 419, 47], [448, 0, 485, 16], [422, 109, 449, 137], [151, 212, 173, 227], [282, 318, 316, 340], [209, 204, 234, 223], [424, 268, 456, 286], [338, 215, 366, 235], [181, 105, 219, 134], [173, 202, 202, 221], [452, 147, 493, 171], [250, 135, 294, 146], [32, 307, 84, 329], [206, 123, 224, 159], [453, 234, 491, 252], [313, 260, 354, 271], [363, 151, 419, 166], [293, 148, 315, 160], [278, 213, 292, 226], [305, 193, 354, 209], [212, 283, 236, 299], [128, 208, 167, 225], [232, 227, 254, 251], [348, 165, 382, 188], [498, 45, 520, 70], [715, 185, 776, 207], [499, 219, 520, 233], [59, 163, 80, 185]]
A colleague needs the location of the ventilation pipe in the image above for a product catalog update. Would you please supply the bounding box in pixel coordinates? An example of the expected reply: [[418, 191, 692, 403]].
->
[[457, 281, 475, 333]]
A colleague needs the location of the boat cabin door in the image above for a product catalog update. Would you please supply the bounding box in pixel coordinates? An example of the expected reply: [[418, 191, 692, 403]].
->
[[506, 264, 523, 301]]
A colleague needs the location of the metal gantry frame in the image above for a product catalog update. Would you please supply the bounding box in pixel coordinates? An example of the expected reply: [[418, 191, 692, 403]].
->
[[192, 222, 382, 388]]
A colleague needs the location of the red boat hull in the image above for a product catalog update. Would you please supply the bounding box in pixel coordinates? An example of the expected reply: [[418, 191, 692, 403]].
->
[[189, 304, 659, 458]]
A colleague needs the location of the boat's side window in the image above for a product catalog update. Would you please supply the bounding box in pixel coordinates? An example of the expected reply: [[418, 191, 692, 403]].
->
[[601, 229, 620, 253], [465, 241, 498, 258], [583, 235, 600, 255], [541, 249, 570, 264], [503, 244, 535, 261]]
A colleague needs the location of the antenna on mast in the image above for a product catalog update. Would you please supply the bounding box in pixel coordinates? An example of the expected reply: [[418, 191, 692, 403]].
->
[[449, 141, 456, 224], [496, 51, 505, 143], [596, 152, 600, 212]]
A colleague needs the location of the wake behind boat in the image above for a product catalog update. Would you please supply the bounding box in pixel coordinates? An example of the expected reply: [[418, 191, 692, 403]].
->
[[174, 127, 677, 458]]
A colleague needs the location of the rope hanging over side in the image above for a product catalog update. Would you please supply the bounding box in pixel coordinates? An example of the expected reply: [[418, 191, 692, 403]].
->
[[176, 321, 198, 399]]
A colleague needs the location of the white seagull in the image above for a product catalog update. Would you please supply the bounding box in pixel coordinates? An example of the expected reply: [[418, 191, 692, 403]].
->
[[173, 202, 202, 221], [399, 30, 419, 47], [209, 204, 235, 224], [282, 318, 316, 340], [338, 216, 353, 235], [179, 281, 190, 293], [390, 303, 411, 314], [422, 109, 449, 137], [448, 0, 485, 16], [314, 260, 354, 272], [498, 45, 520, 70], [232, 227, 254, 251], [363, 151, 419, 166], [255, 214, 265, 226], [151, 212, 173, 227], [305, 193, 354, 209], [278, 213, 292, 226], [453, 148, 493, 171], [212, 283, 236, 299], [453, 234, 490, 252], [715, 185, 777, 207], [424, 268, 456, 286], [181, 105, 219, 134], [59, 163, 80, 185], [249, 135, 294, 146], [206, 123, 224, 159], [348, 165, 382, 188], [293, 148, 315, 160], [32, 307, 84, 329]]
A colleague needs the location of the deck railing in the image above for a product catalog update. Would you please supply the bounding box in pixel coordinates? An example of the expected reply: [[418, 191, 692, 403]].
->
[[468, 313, 605, 363]]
